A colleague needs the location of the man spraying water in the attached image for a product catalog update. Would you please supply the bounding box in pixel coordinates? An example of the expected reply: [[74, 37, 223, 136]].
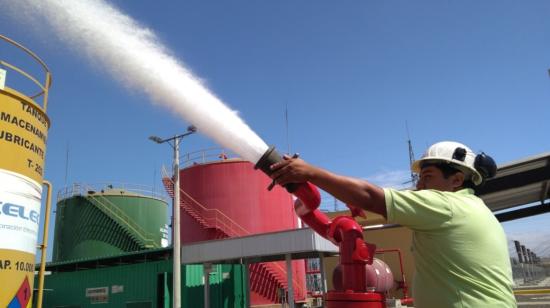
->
[[5, 2, 516, 307], [269, 141, 517, 307]]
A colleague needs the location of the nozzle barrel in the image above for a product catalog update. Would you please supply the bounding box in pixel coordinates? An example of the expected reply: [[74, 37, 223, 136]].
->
[[254, 146, 297, 192], [254, 146, 281, 175]]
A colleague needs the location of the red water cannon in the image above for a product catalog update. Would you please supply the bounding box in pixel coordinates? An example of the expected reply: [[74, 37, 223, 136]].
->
[[255, 147, 392, 307]]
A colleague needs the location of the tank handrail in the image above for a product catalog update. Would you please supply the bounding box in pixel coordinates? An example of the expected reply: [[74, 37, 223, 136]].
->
[[86, 181, 169, 201], [179, 183, 249, 237], [0, 60, 45, 96], [57, 182, 168, 203], [66, 183, 158, 248], [178, 194, 306, 298], [269, 261, 304, 300], [270, 261, 307, 299], [182, 146, 225, 157], [179, 147, 241, 168], [0, 35, 51, 73], [86, 195, 158, 248], [162, 166, 249, 237], [0, 34, 52, 110], [162, 167, 306, 297]]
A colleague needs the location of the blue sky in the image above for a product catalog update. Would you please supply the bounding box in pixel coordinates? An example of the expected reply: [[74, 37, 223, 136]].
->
[[1, 1, 549, 260]]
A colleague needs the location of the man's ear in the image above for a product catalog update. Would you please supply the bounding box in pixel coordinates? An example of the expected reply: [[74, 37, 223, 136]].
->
[[452, 172, 465, 189]]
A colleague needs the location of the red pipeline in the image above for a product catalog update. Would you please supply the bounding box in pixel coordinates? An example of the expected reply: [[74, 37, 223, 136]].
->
[[292, 182, 376, 292]]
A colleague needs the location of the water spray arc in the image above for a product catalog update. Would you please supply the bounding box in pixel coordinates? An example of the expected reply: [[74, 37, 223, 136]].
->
[[7, 0, 269, 164], [6, 1, 405, 306]]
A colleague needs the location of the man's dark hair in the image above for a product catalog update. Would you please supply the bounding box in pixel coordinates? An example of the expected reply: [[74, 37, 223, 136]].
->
[[421, 162, 476, 189]]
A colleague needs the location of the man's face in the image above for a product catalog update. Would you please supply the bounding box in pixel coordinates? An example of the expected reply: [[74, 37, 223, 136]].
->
[[416, 165, 463, 192]]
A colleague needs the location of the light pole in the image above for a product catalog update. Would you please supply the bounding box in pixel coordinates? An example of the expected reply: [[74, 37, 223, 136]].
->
[[150, 125, 197, 308]]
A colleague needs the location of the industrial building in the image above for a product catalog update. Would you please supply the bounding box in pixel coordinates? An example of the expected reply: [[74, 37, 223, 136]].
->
[[36, 248, 248, 308], [34, 151, 550, 307], [37, 156, 319, 307], [2, 31, 550, 308]]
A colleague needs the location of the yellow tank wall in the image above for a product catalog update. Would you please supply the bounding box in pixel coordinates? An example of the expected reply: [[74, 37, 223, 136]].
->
[[0, 88, 49, 182], [0, 87, 49, 307]]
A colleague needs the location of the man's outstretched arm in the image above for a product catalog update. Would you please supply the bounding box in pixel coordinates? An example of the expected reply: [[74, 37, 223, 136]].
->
[[269, 156, 387, 217]]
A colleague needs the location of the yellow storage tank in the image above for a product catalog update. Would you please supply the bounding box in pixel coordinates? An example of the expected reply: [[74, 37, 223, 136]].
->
[[0, 34, 51, 308]]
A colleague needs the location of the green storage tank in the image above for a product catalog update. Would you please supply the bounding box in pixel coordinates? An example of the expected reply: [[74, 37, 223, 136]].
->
[[53, 183, 169, 262]]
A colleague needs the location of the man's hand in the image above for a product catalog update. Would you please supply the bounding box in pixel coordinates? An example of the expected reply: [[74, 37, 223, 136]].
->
[[270, 155, 387, 217], [269, 155, 315, 186], [346, 204, 367, 218]]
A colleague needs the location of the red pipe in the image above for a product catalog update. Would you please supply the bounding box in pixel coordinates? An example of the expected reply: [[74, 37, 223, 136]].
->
[[375, 249, 412, 304], [291, 182, 376, 292], [292, 182, 331, 238], [255, 148, 385, 306]]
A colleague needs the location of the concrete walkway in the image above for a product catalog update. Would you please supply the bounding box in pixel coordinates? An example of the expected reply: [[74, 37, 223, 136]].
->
[[516, 277, 550, 290], [515, 277, 550, 307]]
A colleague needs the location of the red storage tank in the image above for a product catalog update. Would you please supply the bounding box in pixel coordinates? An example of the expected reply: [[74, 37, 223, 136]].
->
[[173, 158, 307, 305]]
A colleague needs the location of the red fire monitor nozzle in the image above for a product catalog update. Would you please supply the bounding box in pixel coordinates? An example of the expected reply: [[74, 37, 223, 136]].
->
[[255, 146, 392, 307]]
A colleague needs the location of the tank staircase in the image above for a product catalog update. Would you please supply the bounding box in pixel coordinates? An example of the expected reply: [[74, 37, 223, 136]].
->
[[67, 184, 159, 250], [162, 169, 305, 304]]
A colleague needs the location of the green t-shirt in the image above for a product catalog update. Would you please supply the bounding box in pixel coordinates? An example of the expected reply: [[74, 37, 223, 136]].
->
[[384, 188, 516, 308]]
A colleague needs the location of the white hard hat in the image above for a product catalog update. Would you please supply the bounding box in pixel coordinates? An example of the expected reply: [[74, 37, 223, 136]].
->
[[411, 141, 483, 185]]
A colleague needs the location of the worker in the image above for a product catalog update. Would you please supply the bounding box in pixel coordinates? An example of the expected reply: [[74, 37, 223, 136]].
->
[[269, 141, 516, 307]]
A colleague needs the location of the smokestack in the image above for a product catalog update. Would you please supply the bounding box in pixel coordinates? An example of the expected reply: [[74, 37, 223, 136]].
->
[[514, 241, 524, 263], [526, 249, 533, 264], [521, 246, 529, 264]]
